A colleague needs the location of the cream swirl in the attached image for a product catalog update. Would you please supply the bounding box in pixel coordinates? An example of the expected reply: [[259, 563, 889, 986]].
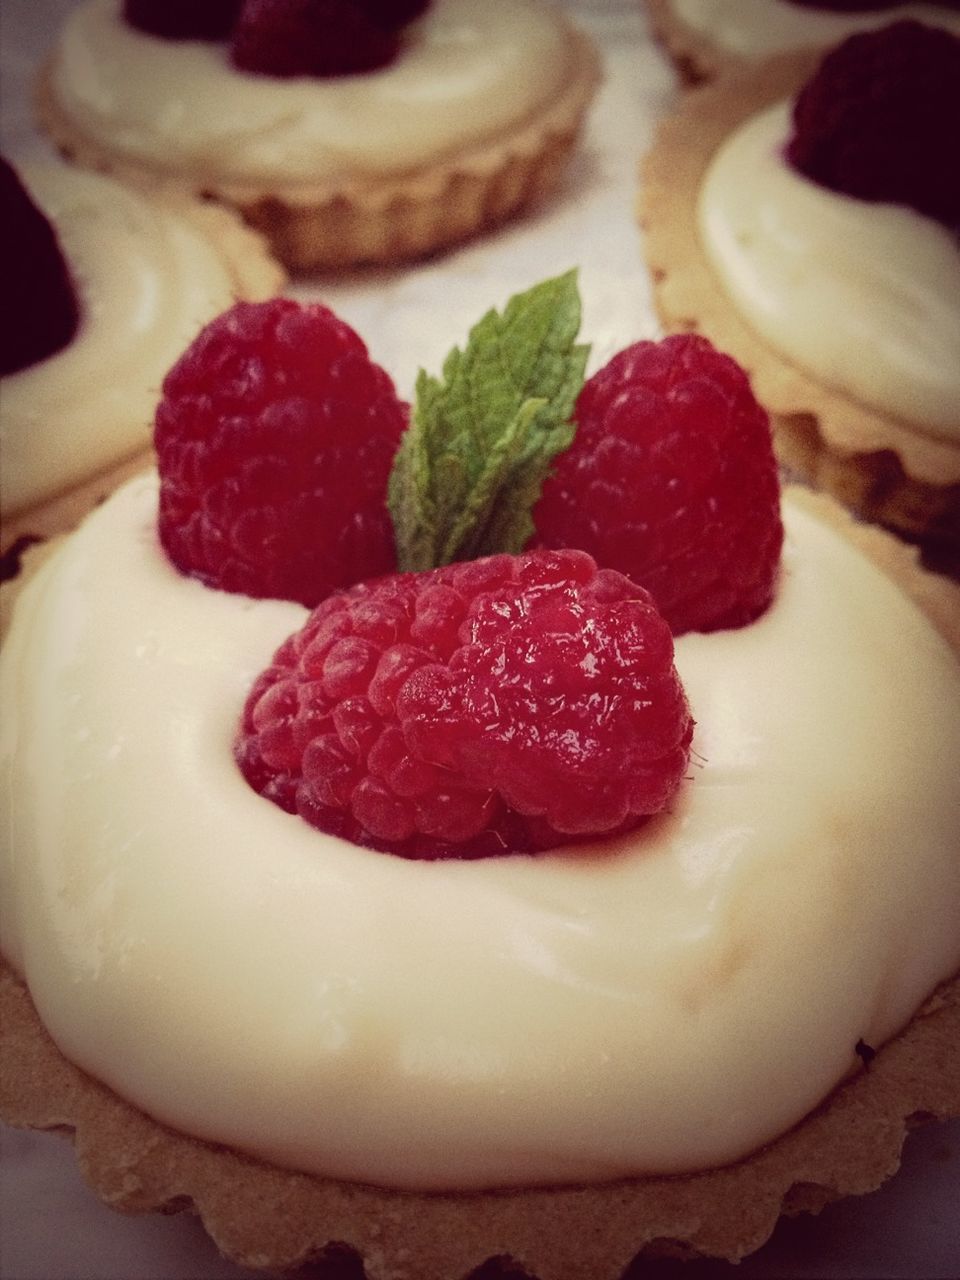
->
[[0, 164, 247, 516], [1, 476, 958, 1190], [698, 102, 960, 437], [50, 0, 573, 185]]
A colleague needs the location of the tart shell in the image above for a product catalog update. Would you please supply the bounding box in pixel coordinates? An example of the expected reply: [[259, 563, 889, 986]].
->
[[35, 24, 601, 272], [1, 489, 959, 1278], [640, 50, 960, 569]]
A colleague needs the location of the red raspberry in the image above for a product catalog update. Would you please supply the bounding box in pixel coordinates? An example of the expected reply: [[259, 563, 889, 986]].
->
[[155, 298, 407, 607], [230, 0, 401, 77], [1, 157, 79, 377], [532, 335, 783, 636], [123, 0, 242, 40], [357, 0, 430, 28], [787, 21, 960, 227], [236, 549, 693, 859]]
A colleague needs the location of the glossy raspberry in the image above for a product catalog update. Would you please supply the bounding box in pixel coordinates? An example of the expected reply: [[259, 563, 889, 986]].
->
[[532, 334, 783, 636], [230, 0, 401, 77], [787, 21, 960, 227], [236, 549, 693, 859], [156, 299, 407, 606], [1, 157, 80, 377], [123, 0, 242, 40]]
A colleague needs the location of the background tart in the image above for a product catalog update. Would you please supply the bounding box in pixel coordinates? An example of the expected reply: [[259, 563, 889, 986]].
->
[[643, 0, 960, 82], [1, 161, 283, 557], [641, 49, 960, 570], [36, 0, 601, 270]]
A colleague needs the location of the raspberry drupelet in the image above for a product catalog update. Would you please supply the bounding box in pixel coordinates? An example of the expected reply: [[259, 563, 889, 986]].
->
[[155, 298, 407, 608], [533, 333, 783, 636], [236, 548, 694, 858]]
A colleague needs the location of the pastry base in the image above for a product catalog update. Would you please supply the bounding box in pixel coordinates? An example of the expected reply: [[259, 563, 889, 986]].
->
[[640, 50, 960, 567], [2, 489, 959, 1279], [1, 955, 957, 1279], [0, 197, 283, 560], [35, 25, 601, 272]]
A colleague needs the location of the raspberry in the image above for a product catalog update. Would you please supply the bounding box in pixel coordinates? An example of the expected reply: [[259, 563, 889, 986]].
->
[[532, 334, 783, 636], [230, 0, 401, 77], [786, 21, 960, 227], [1, 157, 80, 377], [123, 0, 242, 40], [155, 299, 407, 606], [236, 549, 693, 859], [357, 0, 430, 28]]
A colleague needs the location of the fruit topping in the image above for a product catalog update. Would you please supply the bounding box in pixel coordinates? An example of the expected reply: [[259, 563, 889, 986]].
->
[[236, 548, 693, 858], [1, 157, 80, 377], [155, 298, 407, 607], [230, 0, 402, 77], [357, 0, 430, 27], [123, 0, 242, 41], [532, 334, 783, 636], [787, 21, 960, 227]]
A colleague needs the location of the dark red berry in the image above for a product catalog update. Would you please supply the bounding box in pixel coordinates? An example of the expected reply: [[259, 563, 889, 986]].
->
[[787, 20, 960, 227], [356, 0, 430, 29], [123, 0, 242, 41], [236, 549, 693, 859], [230, 0, 401, 77], [1, 157, 80, 377], [532, 334, 783, 636], [155, 298, 407, 607]]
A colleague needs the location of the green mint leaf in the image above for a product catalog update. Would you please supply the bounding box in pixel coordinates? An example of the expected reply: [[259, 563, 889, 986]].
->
[[388, 270, 588, 572]]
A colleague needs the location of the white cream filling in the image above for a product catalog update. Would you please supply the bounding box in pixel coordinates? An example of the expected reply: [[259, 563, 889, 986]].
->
[[2, 476, 958, 1190], [698, 102, 960, 437], [669, 0, 960, 57], [0, 164, 244, 516], [50, 0, 572, 185]]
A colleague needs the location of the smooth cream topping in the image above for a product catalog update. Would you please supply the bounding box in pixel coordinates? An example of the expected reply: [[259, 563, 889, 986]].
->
[[698, 102, 960, 436], [670, 0, 960, 57], [51, 0, 572, 185], [2, 476, 958, 1190], [0, 164, 243, 516]]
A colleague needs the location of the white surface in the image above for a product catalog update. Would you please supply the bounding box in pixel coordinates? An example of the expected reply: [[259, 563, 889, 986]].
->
[[2, 1, 959, 1276]]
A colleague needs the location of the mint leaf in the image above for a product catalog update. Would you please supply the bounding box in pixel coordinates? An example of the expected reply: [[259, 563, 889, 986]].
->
[[388, 270, 588, 572]]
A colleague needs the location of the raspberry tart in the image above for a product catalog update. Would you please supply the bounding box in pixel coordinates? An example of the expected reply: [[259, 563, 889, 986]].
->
[[644, 0, 960, 82], [36, 0, 600, 270], [0, 155, 283, 561], [643, 22, 960, 570], [1, 279, 958, 1277]]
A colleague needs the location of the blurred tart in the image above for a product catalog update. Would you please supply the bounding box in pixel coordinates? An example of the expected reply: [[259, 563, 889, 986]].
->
[[644, 0, 960, 82], [37, 0, 601, 269], [0, 158, 282, 558], [642, 28, 960, 566]]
